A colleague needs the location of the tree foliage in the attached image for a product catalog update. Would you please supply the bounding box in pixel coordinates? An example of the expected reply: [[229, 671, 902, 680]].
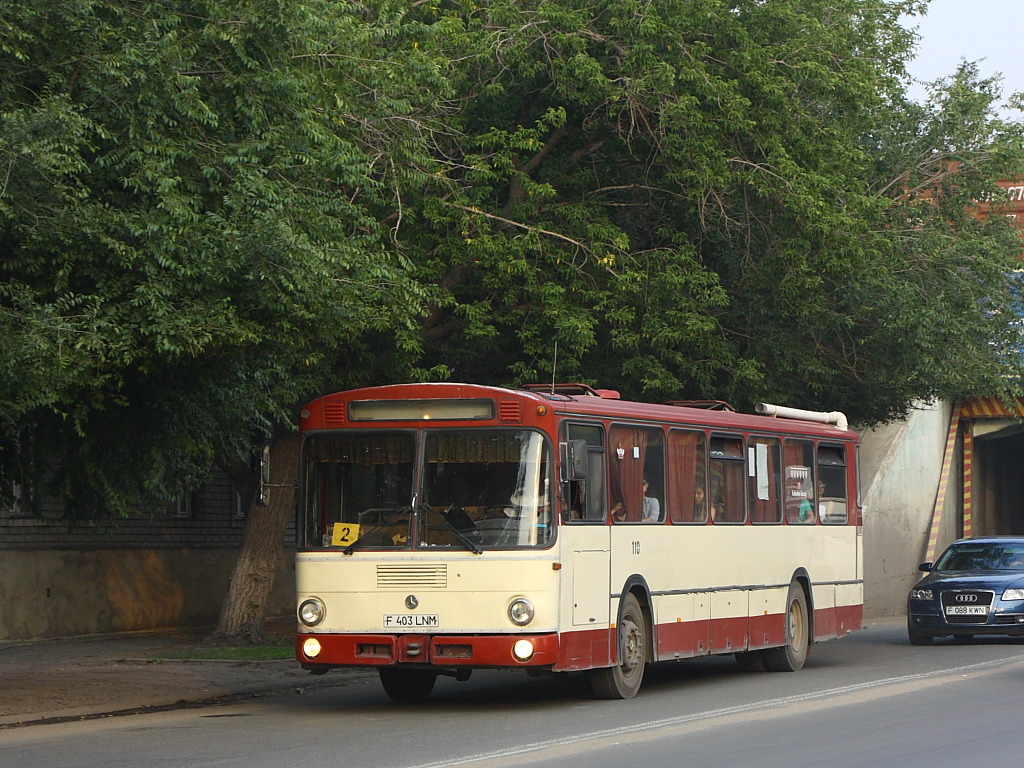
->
[[3, 0, 1024, 637], [0, 0, 443, 513], [403, 0, 1024, 423]]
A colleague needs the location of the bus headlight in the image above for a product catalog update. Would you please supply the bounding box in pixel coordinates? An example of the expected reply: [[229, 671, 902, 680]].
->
[[302, 637, 322, 659], [513, 639, 535, 661], [507, 598, 535, 626], [299, 598, 326, 627]]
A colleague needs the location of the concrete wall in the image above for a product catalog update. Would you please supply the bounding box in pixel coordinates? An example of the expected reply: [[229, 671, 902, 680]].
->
[[0, 548, 295, 642], [859, 401, 956, 617]]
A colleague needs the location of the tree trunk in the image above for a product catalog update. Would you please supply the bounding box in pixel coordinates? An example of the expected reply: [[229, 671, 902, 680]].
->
[[209, 431, 300, 644]]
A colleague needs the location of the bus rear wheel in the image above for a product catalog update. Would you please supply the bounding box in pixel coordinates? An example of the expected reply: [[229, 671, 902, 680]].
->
[[763, 582, 809, 672], [378, 668, 437, 703], [588, 593, 647, 699], [734, 650, 767, 672]]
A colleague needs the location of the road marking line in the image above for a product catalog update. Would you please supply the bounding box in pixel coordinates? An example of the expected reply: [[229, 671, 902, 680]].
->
[[405, 653, 1024, 768]]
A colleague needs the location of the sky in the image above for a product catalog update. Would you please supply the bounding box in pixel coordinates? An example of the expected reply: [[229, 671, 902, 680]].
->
[[901, 0, 1024, 116]]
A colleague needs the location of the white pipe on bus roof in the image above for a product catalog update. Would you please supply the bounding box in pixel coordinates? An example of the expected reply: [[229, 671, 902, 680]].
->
[[755, 402, 848, 431]]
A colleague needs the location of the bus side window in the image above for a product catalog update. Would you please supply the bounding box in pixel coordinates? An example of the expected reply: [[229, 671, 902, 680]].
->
[[709, 435, 745, 523], [608, 425, 664, 523], [668, 429, 707, 523], [749, 436, 782, 524], [565, 424, 606, 522], [784, 439, 815, 524], [817, 444, 848, 524]]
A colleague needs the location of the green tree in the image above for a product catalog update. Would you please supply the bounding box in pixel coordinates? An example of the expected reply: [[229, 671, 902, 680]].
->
[[404, 0, 1024, 423], [0, 0, 446, 639], [5, 0, 1024, 642]]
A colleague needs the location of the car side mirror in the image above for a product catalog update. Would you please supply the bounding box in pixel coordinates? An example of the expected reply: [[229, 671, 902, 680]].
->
[[918, 562, 933, 572]]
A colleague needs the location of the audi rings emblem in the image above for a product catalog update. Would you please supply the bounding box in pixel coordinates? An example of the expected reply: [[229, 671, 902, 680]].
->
[[955, 593, 979, 603]]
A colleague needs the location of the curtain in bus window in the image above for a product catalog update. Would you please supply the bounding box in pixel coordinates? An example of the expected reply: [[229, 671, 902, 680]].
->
[[307, 433, 414, 464], [710, 436, 745, 523], [426, 432, 522, 463], [609, 426, 663, 522], [783, 439, 815, 524], [749, 437, 781, 523], [668, 430, 707, 523]]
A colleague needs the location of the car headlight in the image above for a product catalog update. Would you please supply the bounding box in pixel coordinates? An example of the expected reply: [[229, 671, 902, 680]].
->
[[1003, 588, 1024, 601], [299, 598, 326, 627], [910, 589, 933, 600], [507, 598, 535, 626]]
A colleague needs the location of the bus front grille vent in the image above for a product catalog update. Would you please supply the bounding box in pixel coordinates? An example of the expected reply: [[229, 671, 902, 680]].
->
[[377, 564, 448, 589], [323, 403, 347, 426], [498, 400, 522, 422]]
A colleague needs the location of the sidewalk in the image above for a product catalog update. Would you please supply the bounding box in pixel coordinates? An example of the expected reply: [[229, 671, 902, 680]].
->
[[0, 620, 367, 728]]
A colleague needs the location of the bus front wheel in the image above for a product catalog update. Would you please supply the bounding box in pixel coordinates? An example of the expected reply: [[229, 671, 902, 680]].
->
[[588, 593, 647, 699], [763, 582, 809, 672], [378, 668, 437, 703]]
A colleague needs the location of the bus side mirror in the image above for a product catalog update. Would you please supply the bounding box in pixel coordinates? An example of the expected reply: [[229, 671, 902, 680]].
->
[[257, 444, 270, 506], [567, 439, 589, 481]]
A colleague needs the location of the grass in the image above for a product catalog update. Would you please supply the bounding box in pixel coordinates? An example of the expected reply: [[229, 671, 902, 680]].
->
[[156, 643, 294, 662]]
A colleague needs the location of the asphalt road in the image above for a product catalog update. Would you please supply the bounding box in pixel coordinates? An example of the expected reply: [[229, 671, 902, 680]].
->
[[3, 619, 1024, 768]]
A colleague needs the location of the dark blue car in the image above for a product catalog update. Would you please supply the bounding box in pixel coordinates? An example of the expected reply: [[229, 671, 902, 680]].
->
[[907, 537, 1024, 644]]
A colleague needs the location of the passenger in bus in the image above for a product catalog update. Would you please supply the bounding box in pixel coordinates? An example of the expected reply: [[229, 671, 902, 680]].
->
[[693, 486, 707, 521], [611, 501, 627, 522], [798, 497, 814, 523], [567, 483, 585, 520], [641, 480, 661, 523]]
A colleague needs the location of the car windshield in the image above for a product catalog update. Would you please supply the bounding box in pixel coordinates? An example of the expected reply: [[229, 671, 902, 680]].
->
[[302, 429, 554, 550], [934, 542, 1024, 572]]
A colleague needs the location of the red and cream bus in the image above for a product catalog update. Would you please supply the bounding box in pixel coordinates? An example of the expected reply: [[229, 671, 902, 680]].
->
[[294, 383, 862, 700]]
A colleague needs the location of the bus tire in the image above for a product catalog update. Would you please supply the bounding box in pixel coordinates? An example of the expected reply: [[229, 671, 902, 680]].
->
[[588, 593, 647, 699], [763, 582, 809, 672], [734, 650, 767, 672], [378, 668, 437, 703]]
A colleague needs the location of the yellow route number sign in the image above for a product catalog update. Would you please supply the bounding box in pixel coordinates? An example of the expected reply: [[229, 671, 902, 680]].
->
[[330, 522, 361, 546]]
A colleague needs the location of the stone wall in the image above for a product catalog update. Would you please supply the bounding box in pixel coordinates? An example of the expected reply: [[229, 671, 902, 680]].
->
[[0, 547, 295, 641], [0, 470, 296, 641]]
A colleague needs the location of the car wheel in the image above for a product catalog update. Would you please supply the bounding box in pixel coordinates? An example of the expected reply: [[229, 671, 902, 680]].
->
[[907, 619, 933, 645]]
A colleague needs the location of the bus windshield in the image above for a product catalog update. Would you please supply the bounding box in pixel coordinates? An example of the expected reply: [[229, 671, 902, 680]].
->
[[303, 429, 554, 550]]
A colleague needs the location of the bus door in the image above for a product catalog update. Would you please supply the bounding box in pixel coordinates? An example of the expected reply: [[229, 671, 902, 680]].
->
[[562, 426, 612, 667]]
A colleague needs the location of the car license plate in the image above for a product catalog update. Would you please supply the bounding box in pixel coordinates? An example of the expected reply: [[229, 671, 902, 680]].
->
[[383, 614, 439, 628], [945, 605, 987, 616]]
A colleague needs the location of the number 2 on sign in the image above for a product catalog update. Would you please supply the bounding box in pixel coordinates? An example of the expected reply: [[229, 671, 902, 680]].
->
[[331, 522, 361, 546]]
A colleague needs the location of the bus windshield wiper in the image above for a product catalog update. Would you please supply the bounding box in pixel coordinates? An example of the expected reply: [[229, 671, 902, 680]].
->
[[342, 507, 412, 555], [429, 504, 483, 555]]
